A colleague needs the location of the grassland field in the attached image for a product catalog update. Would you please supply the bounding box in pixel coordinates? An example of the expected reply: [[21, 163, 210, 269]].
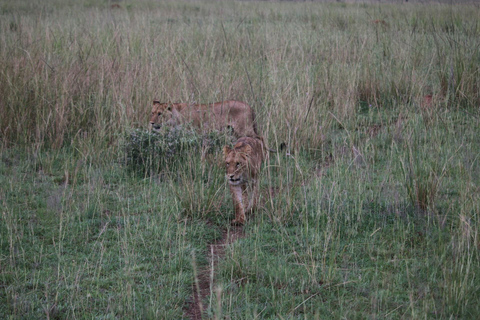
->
[[1, 0, 479, 318]]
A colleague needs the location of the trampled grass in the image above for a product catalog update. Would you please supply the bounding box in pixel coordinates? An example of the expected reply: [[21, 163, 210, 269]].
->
[[1, 0, 479, 318]]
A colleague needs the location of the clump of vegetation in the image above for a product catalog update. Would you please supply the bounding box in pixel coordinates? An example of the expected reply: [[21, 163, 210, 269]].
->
[[401, 158, 441, 212], [123, 126, 198, 174], [123, 126, 228, 175]]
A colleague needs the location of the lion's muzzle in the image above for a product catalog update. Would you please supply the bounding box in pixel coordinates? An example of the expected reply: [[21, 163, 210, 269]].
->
[[227, 175, 242, 185], [149, 122, 161, 130]]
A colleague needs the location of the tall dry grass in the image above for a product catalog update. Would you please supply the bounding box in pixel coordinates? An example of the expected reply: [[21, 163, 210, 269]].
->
[[1, 1, 479, 153]]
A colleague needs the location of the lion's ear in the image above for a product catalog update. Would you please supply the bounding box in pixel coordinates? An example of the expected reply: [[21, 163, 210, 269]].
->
[[243, 145, 252, 156], [223, 146, 232, 158]]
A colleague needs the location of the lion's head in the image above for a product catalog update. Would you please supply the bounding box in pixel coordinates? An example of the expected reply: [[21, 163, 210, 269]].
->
[[224, 142, 254, 186], [149, 101, 175, 130]]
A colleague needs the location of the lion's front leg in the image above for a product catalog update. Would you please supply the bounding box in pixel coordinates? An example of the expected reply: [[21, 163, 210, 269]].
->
[[245, 180, 258, 213], [230, 184, 246, 225]]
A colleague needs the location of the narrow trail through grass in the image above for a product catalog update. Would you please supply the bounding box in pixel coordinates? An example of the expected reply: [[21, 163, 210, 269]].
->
[[186, 226, 245, 320]]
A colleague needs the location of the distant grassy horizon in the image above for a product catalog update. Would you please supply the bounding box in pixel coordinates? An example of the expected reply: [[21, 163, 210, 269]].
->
[[1, 0, 479, 318]]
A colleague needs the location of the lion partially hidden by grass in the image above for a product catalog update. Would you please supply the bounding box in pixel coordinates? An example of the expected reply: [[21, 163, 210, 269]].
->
[[149, 100, 258, 138], [223, 136, 266, 225]]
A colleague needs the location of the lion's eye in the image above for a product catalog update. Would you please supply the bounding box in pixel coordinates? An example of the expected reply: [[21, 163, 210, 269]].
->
[[225, 163, 229, 167], [236, 162, 240, 167], [158, 112, 162, 116]]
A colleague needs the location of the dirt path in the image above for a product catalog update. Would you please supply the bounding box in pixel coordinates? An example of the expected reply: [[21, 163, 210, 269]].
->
[[185, 225, 245, 320]]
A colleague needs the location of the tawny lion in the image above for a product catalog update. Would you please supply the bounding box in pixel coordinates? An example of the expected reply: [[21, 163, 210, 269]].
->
[[149, 100, 258, 138]]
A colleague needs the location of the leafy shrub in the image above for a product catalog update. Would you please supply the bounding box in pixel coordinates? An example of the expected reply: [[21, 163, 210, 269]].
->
[[122, 126, 228, 175]]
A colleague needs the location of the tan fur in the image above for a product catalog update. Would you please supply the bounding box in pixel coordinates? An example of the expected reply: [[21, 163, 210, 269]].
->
[[223, 136, 266, 225], [149, 100, 258, 138]]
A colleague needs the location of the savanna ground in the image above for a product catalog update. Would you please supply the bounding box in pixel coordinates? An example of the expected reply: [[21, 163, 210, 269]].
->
[[1, 0, 479, 318]]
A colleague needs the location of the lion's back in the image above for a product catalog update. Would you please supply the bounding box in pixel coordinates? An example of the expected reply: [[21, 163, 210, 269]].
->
[[212, 101, 257, 137]]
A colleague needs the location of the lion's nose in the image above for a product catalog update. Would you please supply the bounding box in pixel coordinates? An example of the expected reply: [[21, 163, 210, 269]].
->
[[229, 175, 235, 180]]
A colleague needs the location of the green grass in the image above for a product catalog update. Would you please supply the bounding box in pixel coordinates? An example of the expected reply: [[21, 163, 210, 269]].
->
[[0, 147, 222, 318], [1, 0, 480, 319]]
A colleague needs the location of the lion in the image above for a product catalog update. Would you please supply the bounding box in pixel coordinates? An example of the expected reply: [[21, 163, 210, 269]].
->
[[149, 100, 258, 138], [223, 136, 266, 225]]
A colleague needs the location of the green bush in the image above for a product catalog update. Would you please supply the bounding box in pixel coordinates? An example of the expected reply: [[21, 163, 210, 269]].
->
[[123, 126, 228, 175]]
